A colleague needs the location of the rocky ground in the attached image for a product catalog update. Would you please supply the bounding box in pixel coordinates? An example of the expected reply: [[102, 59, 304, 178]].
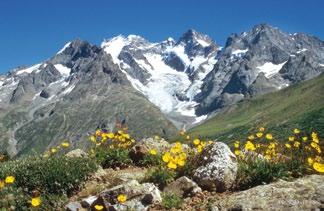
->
[[66, 164, 324, 211], [64, 138, 324, 211]]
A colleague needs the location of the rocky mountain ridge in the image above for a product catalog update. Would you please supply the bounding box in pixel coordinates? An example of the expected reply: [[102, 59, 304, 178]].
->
[[0, 23, 323, 156]]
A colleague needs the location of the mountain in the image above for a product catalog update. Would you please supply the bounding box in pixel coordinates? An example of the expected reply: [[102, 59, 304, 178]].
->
[[0, 24, 323, 156], [188, 73, 324, 142], [195, 24, 324, 115]]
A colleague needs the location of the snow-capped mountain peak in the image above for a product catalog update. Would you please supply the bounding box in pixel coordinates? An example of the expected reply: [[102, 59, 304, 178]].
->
[[99, 30, 220, 127]]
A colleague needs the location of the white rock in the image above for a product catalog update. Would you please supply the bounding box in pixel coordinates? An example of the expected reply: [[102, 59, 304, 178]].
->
[[193, 142, 237, 192]]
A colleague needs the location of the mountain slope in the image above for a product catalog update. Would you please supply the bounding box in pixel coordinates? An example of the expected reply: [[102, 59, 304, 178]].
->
[[188, 73, 324, 141], [0, 24, 323, 157], [0, 41, 177, 156]]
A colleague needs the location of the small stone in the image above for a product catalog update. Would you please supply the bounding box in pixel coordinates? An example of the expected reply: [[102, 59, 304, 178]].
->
[[164, 176, 202, 198], [66, 149, 88, 158], [65, 201, 84, 211], [81, 195, 98, 208]]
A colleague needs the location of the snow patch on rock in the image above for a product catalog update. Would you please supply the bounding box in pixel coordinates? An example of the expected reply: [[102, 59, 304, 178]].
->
[[16, 63, 41, 75], [54, 64, 71, 76], [257, 61, 287, 78], [57, 42, 71, 54]]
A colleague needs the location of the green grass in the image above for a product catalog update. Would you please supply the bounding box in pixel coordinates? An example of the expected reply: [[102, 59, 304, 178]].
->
[[188, 74, 324, 143], [162, 193, 183, 209]]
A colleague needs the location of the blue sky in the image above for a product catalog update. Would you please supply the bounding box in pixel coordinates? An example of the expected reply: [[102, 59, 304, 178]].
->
[[1, 0, 323, 73]]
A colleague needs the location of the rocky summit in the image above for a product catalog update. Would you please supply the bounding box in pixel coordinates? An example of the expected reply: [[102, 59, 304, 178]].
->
[[0, 23, 323, 157]]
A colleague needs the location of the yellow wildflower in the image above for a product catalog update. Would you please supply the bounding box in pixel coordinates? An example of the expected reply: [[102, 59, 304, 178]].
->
[[245, 141, 256, 151], [259, 127, 265, 132], [288, 136, 295, 141], [311, 142, 319, 149], [302, 136, 308, 142], [51, 148, 57, 153], [179, 129, 185, 136], [197, 145, 203, 153], [293, 128, 300, 134], [177, 159, 185, 167], [293, 141, 301, 148], [94, 204, 104, 210], [265, 134, 273, 140], [167, 161, 177, 169], [95, 130, 102, 136], [170, 146, 181, 154], [256, 132, 263, 138], [248, 135, 255, 140], [107, 133, 114, 139], [179, 153, 187, 160], [31, 197, 41, 207], [174, 142, 181, 148], [117, 194, 127, 203], [307, 157, 314, 166], [233, 141, 240, 148], [264, 155, 271, 161], [149, 149, 157, 155], [0, 180, 4, 188], [312, 132, 318, 138], [313, 162, 324, 173], [193, 139, 200, 145], [186, 135, 190, 140], [311, 132, 319, 143], [162, 153, 171, 163], [123, 134, 130, 139], [61, 142, 70, 148], [90, 135, 96, 143], [285, 143, 291, 149], [5, 176, 15, 184], [234, 150, 241, 156]]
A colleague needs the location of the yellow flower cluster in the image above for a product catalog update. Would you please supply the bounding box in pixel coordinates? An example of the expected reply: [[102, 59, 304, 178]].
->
[[43, 141, 71, 157], [193, 138, 211, 153], [89, 129, 135, 149], [233, 127, 323, 173], [179, 129, 213, 153], [162, 142, 187, 170], [0, 176, 15, 188]]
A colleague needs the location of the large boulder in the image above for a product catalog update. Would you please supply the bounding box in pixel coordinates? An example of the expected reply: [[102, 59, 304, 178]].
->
[[164, 176, 202, 198], [193, 142, 237, 192]]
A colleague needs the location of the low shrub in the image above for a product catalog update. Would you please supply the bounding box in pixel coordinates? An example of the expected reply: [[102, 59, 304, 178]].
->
[[93, 147, 132, 169], [0, 156, 98, 196], [146, 167, 176, 189], [162, 192, 183, 209], [139, 153, 162, 167]]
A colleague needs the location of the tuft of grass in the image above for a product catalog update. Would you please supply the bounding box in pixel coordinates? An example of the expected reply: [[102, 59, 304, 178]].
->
[[162, 193, 183, 209], [139, 154, 163, 167], [93, 147, 132, 169], [234, 158, 294, 190], [146, 167, 176, 189]]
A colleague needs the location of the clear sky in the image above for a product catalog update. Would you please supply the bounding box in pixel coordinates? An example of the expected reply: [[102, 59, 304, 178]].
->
[[1, 0, 323, 73]]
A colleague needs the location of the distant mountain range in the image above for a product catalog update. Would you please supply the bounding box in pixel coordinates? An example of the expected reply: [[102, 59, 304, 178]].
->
[[0, 23, 323, 156]]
